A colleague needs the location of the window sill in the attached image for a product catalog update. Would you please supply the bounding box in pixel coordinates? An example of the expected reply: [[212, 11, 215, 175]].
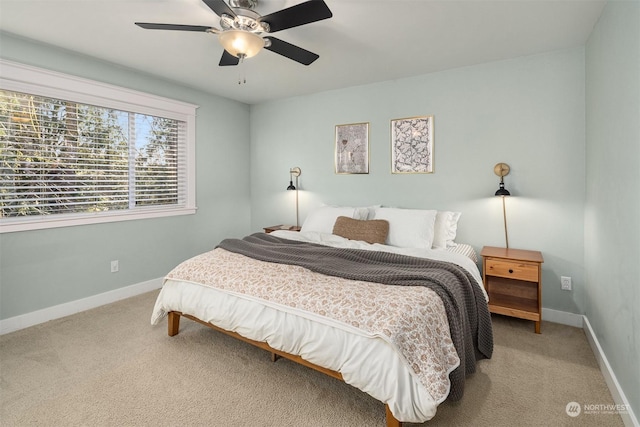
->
[[0, 206, 198, 234]]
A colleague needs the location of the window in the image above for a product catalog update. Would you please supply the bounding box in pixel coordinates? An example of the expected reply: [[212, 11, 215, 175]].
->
[[0, 60, 197, 233]]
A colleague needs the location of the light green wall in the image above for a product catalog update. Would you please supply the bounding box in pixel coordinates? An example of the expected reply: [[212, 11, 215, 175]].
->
[[0, 33, 252, 319], [585, 0, 640, 418], [250, 48, 586, 313]]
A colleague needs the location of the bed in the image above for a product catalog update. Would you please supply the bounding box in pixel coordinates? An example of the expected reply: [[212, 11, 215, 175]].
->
[[151, 207, 493, 426]]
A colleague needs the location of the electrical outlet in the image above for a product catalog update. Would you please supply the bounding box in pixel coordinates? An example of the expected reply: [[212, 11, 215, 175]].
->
[[110, 260, 119, 273], [561, 276, 572, 291]]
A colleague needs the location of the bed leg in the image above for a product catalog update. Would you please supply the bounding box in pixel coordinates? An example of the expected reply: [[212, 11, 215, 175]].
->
[[385, 404, 401, 427], [168, 312, 181, 337], [270, 352, 281, 362]]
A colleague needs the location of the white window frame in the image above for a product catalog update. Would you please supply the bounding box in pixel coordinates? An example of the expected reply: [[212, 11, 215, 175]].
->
[[0, 60, 198, 233]]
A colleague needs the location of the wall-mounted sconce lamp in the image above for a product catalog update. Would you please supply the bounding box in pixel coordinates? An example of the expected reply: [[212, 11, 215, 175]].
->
[[494, 163, 511, 248], [287, 167, 301, 227]]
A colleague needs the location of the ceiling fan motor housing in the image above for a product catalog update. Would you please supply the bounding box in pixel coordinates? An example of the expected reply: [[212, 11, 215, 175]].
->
[[229, 0, 258, 9], [220, 8, 269, 33]]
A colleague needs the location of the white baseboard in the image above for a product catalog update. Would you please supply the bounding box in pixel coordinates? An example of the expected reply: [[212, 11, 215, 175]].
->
[[583, 316, 639, 427], [542, 307, 584, 328], [0, 277, 163, 335]]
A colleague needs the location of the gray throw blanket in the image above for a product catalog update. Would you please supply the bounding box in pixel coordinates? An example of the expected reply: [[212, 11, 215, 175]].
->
[[217, 233, 493, 401]]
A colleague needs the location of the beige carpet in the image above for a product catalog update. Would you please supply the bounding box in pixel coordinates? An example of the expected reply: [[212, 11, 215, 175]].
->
[[0, 290, 623, 427]]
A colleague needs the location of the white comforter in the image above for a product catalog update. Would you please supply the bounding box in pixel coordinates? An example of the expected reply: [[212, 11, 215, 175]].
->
[[151, 231, 485, 423]]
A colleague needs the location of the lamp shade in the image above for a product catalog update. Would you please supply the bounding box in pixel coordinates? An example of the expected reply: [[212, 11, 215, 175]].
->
[[218, 30, 265, 58], [495, 182, 510, 196]]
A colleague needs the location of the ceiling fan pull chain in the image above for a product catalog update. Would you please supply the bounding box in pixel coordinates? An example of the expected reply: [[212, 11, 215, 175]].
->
[[238, 53, 247, 85]]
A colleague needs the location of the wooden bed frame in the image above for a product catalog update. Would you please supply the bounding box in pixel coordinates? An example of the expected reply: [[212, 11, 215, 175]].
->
[[168, 311, 402, 427]]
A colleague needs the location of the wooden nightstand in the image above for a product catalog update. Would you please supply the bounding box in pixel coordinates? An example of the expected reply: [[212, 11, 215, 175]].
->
[[263, 225, 301, 233], [480, 246, 544, 333]]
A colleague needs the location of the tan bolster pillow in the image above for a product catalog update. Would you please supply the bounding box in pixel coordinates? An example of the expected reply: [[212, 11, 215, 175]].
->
[[332, 216, 389, 245]]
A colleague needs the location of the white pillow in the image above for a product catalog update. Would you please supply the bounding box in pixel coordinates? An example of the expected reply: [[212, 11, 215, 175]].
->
[[444, 211, 461, 247], [372, 207, 438, 248], [432, 211, 462, 249], [301, 206, 358, 233], [329, 205, 380, 220], [356, 205, 381, 220]]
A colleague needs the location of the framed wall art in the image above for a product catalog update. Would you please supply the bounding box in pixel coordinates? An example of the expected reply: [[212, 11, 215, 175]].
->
[[390, 115, 434, 174], [335, 122, 369, 174]]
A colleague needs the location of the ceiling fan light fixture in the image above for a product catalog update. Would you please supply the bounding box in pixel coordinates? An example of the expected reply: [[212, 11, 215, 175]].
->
[[218, 29, 265, 58], [136, 0, 332, 67]]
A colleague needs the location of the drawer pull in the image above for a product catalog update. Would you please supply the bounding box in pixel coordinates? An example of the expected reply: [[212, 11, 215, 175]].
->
[[508, 269, 514, 274]]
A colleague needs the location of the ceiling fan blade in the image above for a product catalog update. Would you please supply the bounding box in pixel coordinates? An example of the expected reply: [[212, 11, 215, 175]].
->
[[135, 22, 213, 32], [258, 0, 332, 33], [264, 37, 319, 66], [202, 0, 236, 18], [219, 50, 240, 66]]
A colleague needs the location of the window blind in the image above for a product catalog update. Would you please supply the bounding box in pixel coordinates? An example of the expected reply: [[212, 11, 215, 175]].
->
[[0, 89, 187, 218]]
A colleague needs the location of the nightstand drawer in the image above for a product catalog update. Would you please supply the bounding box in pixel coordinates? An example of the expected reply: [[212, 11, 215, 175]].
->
[[485, 259, 539, 282]]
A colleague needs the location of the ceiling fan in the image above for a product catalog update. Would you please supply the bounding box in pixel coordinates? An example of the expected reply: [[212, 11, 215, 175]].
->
[[135, 0, 332, 66]]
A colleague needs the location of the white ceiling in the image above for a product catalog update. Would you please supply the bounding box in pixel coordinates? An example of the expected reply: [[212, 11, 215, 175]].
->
[[0, 0, 606, 105]]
